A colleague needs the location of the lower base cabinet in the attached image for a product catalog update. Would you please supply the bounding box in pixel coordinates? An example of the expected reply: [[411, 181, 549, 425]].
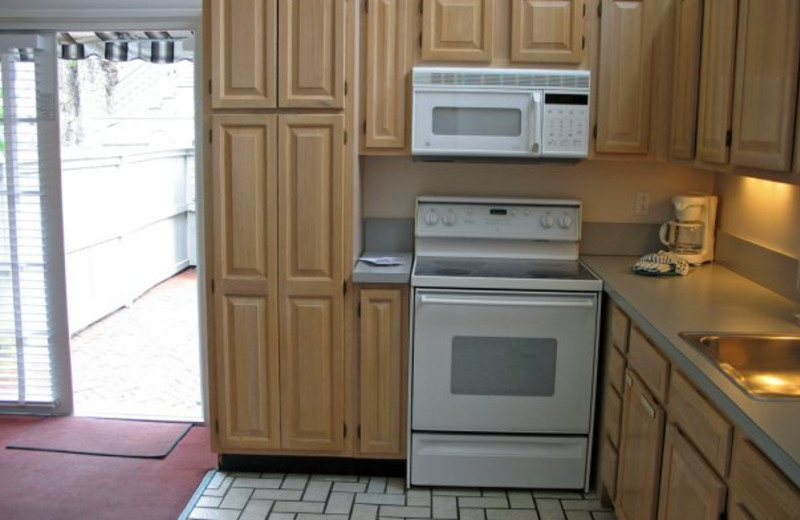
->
[[657, 423, 726, 520], [355, 285, 408, 458], [615, 370, 665, 520]]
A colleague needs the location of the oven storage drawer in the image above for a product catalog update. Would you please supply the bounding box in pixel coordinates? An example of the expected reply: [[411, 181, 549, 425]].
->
[[411, 433, 588, 489]]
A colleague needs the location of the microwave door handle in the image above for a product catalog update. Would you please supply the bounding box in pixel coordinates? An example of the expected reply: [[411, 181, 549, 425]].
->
[[529, 92, 542, 154]]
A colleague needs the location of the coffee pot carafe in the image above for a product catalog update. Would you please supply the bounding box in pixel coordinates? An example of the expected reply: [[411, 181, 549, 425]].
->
[[659, 194, 717, 265]]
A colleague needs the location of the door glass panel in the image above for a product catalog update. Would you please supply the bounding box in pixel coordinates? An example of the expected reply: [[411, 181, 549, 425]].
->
[[451, 336, 556, 396], [432, 107, 522, 136]]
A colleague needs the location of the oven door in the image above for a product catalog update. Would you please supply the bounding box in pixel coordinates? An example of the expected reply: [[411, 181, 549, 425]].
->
[[412, 289, 598, 433], [412, 88, 542, 157]]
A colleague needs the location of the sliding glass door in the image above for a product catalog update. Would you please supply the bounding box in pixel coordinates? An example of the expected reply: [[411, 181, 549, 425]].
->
[[0, 33, 71, 414]]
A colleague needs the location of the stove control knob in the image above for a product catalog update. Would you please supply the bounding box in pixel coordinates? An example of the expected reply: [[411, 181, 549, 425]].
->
[[558, 214, 573, 229], [443, 212, 457, 226], [541, 214, 555, 229], [424, 211, 440, 226]]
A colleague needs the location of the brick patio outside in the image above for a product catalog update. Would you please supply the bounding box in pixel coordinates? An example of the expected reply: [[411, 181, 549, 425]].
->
[[69, 268, 203, 421]]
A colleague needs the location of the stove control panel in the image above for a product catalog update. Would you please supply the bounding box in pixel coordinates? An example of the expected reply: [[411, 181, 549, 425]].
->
[[416, 198, 581, 241]]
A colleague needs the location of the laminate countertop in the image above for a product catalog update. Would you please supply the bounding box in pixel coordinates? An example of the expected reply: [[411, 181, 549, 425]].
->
[[353, 252, 413, 284], [582, 255, 800, 487]]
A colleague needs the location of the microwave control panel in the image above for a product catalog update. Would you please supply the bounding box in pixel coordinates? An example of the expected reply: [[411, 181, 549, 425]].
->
[[542, 93, 589, 157]]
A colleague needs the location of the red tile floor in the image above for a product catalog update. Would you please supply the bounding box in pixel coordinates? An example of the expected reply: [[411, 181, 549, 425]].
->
[[69, 268, 203, 421]]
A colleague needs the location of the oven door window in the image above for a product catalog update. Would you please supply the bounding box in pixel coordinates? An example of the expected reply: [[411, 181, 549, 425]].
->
[[451, 336, 556, 396], [412, 289, 598, 434]]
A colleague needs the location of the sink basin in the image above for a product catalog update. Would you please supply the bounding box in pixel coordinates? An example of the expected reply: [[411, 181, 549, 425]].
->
[[678, 332, 800, 400]]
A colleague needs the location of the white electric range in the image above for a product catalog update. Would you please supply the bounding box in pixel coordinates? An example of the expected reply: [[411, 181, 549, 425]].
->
[[408, 196, 602, 490]]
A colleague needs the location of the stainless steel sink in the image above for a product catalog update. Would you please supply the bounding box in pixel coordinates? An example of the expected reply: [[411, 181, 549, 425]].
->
[[678, 332, 800, 400]]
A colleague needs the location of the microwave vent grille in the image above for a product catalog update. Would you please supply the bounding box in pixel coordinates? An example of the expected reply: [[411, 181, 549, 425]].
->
[[414, 69, 590, 90]]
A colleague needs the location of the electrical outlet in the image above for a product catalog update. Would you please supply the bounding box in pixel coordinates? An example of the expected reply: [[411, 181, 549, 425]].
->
[[635, 192, 650, 216]]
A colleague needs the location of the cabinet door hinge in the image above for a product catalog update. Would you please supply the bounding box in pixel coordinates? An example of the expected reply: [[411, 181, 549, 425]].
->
[[343, 281, 348, 296], [419, 0, 423, 15], [419, 33, 423, 48], [725, 130, 732, 147], [209, 129, 212, 143], [357, 424, 361, 439], [597, 1, 603, 17], [344, 130, 348, 145], [582, 36, 585, 50], [211, 279, 215, 293], [343, 423, 347, 437], [214, 419, 219, 433], [363, 120, 367, 134], [365, 0, 368, 14], [357, 302, 361, 318], [583, 3, 586, 17], [345, 81, 348, 97], [593, 124, 597, 140], [208, 79, 212, 95]]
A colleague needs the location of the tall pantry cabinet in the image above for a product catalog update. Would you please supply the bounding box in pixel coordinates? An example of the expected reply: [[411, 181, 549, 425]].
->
[[206, 0, 352, 455]]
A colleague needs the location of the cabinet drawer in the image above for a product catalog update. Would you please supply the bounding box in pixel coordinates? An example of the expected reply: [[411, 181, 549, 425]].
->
[[602, 387, 622, 447], [668, 369, 732, 477], [628, 326, 669, 403], [607, 345, 626, 394], [729, 433, 800, 520], [609, 301, 630, 351], [600, 434, 618, 501]]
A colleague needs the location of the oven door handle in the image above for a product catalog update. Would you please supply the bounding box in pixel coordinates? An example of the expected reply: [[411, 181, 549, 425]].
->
[[418, 295, 595, 309]]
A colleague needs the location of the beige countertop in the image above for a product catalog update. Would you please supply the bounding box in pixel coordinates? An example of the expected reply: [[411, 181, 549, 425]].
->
[[582, 255, 800, 487]]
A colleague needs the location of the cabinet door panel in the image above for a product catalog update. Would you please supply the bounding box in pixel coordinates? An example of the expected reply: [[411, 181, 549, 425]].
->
[[616, 370, 665, 520], [212, 115, 280, 451], [511, 0, 583, 64], [364, 0, 412, 151], [596, 0, 652, 154], [669, 0, 703, 159], [280, 296, 344, 452], [210, 0, 277, 108], [422, 0, 495, 62], [279, 0, 345, 108], [278, 114, 345, 453], [358, 287, 407, 457], [600, 434, 619, 501], [730, 0, 800, 171], [657, 424, 727, 520], [695, 0, 737, 164]]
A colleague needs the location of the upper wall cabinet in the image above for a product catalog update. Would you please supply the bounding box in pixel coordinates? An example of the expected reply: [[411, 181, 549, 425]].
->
[[279, 0, 346, 108], [510, 0, 584, 64], [695, 0, 800, 172], [595, 0, 652, 154], [421, 0, 495, 62], [210, 0, 346, 110], [210, 0, 278, 109], [669, 0, 704, 160], [729, 0, 800, 172], [362, 0, 414, 153]]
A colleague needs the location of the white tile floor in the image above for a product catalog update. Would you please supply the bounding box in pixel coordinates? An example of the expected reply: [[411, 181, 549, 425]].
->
[[184, 472, 618, 520]]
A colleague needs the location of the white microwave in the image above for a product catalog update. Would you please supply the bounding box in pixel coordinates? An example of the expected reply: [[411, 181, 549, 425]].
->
[[412, 67, 590, 159]]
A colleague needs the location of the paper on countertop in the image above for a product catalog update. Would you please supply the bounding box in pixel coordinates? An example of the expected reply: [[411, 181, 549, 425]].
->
[[359, 256, 405, 266]]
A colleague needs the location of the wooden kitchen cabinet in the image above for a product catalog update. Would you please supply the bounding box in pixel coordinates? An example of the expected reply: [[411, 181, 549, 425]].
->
[[362, 0, 414, 154], [210, 0, 278, 109], [696, 0, 800, 172], [729, 0, 800, 172], [279, 0, 346, 108], [421, 0, 495, 62], [211, 114, 281, 451], [356, 286, 408, 458], [657, 424, 727, 520], [278, 114, 346, 453], [510, 0, 584, 64], [728, 432, 800, 520], [615, 369, 666, 520], [695, 0, 737, 164], [669, 0, 703, 159], [595, 0, 652, 154], [210, 0, 345, 109]]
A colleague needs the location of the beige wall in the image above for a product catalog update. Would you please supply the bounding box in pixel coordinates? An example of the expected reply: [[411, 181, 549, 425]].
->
[[715, 173, 800, 259], [362, 157, 714, 223]]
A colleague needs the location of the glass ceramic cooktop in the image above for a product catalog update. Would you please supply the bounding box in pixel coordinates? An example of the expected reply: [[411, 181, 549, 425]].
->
[[413, 256, 598, 281]]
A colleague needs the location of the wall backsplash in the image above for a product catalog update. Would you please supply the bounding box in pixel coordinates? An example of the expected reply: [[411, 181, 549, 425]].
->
[[362, 157, 714, 223]]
